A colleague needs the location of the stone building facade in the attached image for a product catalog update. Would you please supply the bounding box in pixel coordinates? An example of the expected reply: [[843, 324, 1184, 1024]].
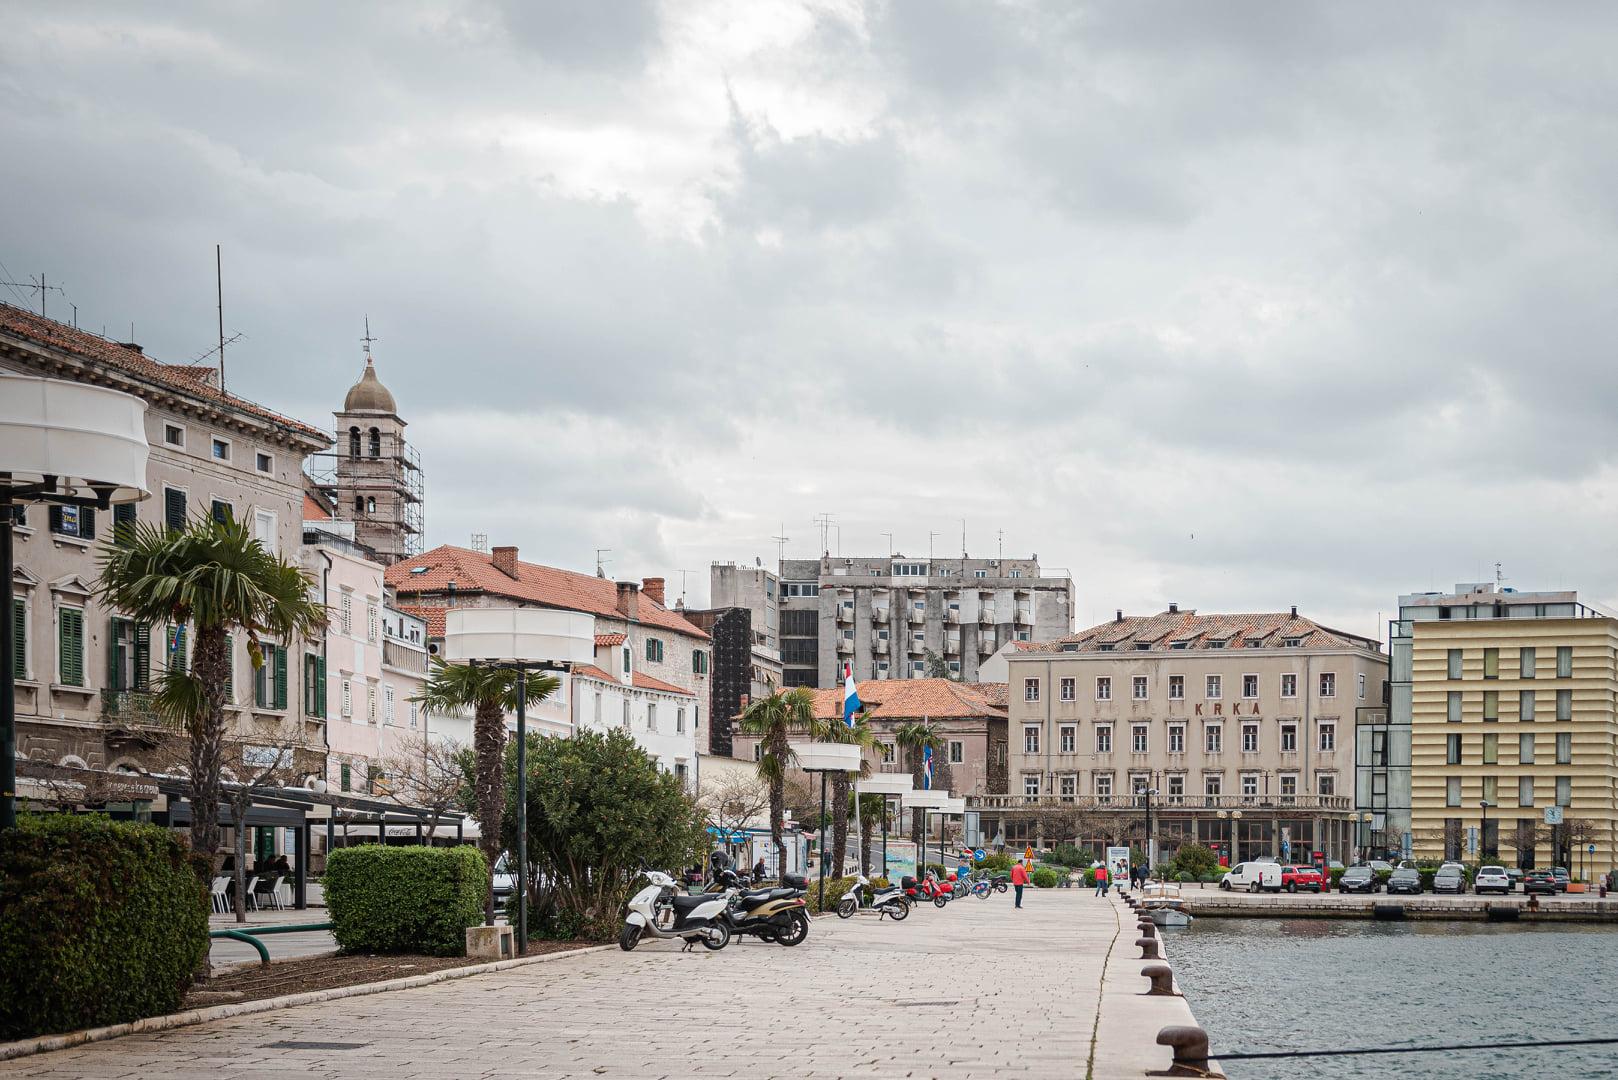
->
[[2, 301, 331, 789]]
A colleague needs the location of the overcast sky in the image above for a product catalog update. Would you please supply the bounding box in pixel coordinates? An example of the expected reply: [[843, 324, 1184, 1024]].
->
[[5, 1, 1617, 638]]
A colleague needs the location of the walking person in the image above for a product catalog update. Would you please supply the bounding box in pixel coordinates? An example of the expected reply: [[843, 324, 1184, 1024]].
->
[[1010, 859, 1030, 908], [1094, 862, 1109, 897]]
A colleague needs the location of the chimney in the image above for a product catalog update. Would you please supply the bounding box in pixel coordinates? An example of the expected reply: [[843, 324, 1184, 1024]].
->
[[1115, 609, 1124, 622], [1168, 603, 1178, 614], [616, 581, 640, 621], [116, 342, 143, 355], [1290, 605, 1298, 619], [491, 546, 519, 579], [642, 577, 666, 607]]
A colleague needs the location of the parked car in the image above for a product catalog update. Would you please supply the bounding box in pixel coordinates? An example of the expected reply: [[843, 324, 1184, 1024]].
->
[[1505, 868, 1525, 891], [1367, 860, 1395, 874], [1473, 865, 1512, 895], [492, 854, 517, 900], [1340, 866, 1379, 893], [1281, 865, 1325, 893], [1523, 869, 1559, 895], [1220, 861, 1283, 893], [1550, 867, 1571, 892], [1432, 865, 1467, 894], [1386, 867, 1423, 894]]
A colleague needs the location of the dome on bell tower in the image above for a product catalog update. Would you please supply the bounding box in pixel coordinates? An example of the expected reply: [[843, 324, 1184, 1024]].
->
[[342, 358, 396, 414]]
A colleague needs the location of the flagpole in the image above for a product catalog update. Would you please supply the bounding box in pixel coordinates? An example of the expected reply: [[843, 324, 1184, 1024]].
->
[[844, 664, 864, 880]]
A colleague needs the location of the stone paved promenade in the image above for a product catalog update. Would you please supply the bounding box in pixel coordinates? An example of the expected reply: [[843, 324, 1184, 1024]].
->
[[1, 889, 1200, 1079]]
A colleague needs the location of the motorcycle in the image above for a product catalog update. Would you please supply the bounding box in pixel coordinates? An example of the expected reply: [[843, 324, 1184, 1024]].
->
[[619, 870, 732, 952], [836, 874, 910, 920], [903, 872, 952, 908], [718, 871, 811, 945]]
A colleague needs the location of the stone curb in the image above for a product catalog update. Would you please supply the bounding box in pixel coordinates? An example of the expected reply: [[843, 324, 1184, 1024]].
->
[[0, 943, 615, 1062]]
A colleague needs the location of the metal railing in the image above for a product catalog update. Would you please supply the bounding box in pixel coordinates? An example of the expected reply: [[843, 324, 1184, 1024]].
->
[[969, 793, 1354, 812], [101, 690, 182, 730]]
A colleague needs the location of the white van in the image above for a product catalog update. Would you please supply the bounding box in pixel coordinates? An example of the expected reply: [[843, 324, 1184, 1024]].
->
[[1219, 861, 1283, 893]]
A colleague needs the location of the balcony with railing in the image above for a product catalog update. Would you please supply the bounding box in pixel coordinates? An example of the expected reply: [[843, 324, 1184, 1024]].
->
[[978, 636, 998, 656], [968, 792, 1353, 813], [944, 631, 961, 655], [874, 637, 889, 655], [101, 690, 182, 731], [979, 604, 996, 625], [382, 638, 427, 674], [871, 603, 890, 624], [836, 601, 854, 624], [837, 634, 854, 653]]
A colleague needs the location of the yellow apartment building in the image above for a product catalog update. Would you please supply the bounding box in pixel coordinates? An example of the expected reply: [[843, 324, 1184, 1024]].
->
[[1409, 590, 1618, 879]]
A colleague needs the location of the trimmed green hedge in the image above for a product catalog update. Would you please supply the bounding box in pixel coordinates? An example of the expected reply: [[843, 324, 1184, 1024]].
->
[[325, 846, 486, 956], [1030, 867, 1060, 888], [0, 814, 208, 1041], [805, 874, 860, 913]]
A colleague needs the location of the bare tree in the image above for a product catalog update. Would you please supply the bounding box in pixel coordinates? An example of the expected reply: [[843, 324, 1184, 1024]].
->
[[379, 733, 466, 841], [1504, 820, 1545, 867], [699, 771, 772, 847], [14, 758, 157, 809], [220, 734, 308, 923]]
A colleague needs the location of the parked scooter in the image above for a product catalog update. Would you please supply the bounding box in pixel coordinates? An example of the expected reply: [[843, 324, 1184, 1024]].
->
[[836, 874, 910, 920], [902, 871, 952, 908], [619, 870, 732, 952], [717, 871, 811, 945]]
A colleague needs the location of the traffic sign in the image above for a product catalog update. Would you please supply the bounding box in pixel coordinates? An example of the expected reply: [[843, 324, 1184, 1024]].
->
[[973, 848, 986, 861], [1590, 844, 1598, 854]]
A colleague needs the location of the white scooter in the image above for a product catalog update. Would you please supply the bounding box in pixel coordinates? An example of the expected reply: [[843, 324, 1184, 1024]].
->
[[835, 873, 910, 920], [619, 870, 733, 952]]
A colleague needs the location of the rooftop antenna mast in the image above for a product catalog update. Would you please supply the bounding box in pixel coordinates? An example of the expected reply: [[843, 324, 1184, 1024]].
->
[[0, 273, 64, 317], [961, 519, 967, 558], [470, 533, 488, 554], [882, 532, 893, 560], [595, 548, 612, 579], [362, 314, 378, 358], [997, 528, 1004, 564], [770, 526, 790, 571], [215, 245, 227, 392], [928, 531, 939, 563], [813, 513, 834, 557], [1496, 562, 1506, 589]]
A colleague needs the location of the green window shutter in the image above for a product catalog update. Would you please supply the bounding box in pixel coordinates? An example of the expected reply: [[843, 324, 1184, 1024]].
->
[[164, 488, 187, 532], [59, 608, 84, 687], [133, 622, 151, 691], [80, 507, 96, 541], [302, 654, 313, 714], [169, 623, 188, 675], [12, 599, 27, 681], [273, 644, 288, 710], [223, 633, 234, 701], [113, 502, 137, 545], [108, 618, 126, 691], [340, 763, 351, 792], [254, 656, 268, 708], [316, 655, 327, 718]]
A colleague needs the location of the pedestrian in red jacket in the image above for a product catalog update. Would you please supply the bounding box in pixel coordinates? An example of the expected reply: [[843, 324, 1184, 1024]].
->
[[1010, 860, 1030, 908]]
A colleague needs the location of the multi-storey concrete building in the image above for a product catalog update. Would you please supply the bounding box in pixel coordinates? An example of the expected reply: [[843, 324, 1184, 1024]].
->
[[776, 554, 1074, 688], [998, 606, 1385, 862], [387, 546, 710, 785], [1405, 584, 1617, 875], [2, 302, 331, 791]]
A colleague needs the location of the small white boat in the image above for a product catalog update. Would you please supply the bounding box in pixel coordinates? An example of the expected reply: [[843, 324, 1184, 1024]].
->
[[1139, 881, 1194, 928]]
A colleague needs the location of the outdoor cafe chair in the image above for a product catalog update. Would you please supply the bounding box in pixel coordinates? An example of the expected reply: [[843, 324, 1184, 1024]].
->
[[242, 875, 260, 911], [210, 876, 230, 914]]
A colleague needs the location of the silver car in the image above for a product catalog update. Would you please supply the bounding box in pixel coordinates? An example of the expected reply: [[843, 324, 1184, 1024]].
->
[[1432, 865, 1467, 894], [1474, 865, 1512, 895]]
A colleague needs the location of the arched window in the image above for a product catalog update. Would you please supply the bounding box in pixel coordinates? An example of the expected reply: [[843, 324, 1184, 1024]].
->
[[368, 427, 381, 458], [348, 426, 361, 458], [354, 496, 365, 514], [366, 497, 376, 514]]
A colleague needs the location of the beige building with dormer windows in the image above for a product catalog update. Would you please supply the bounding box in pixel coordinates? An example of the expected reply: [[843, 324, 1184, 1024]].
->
[[993, 605, 1387, 862]]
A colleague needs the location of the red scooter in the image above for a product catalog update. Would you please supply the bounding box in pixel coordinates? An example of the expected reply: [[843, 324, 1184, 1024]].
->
[[903, 871, 954, 908]]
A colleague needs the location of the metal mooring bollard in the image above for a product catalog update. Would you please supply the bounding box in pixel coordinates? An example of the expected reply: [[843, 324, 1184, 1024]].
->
[[1136, 935, 1161, 959], [1140, 962, 1177, 996], [1137, 918, 1157, 938], [1156, 1025, 1211, 1076]]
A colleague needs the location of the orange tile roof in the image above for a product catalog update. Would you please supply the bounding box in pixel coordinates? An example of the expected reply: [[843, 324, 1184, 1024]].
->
[[571, 664, 696, 698], [302, 493, 332, 520], [595, 633, 627, 647], [385, 546, 708, 641], [1027, 609, 1380, 654], [804, 679, 1006, 720], [0, 302, 329, 443], [398, 605, 445, 637]]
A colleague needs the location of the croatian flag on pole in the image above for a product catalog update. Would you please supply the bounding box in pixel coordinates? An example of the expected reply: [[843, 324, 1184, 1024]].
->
[[922, 744, 934, 789], [842, 663, 861, 727]]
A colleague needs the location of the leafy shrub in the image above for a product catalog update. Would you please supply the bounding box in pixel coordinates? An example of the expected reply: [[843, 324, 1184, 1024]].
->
[[973, 852, 1014, 873], [923, 862, 948, 878], [804, 875, 859, 913], [1047, 844, 1091, 868], [1329, 867, 1346, 890], [1030, 867, 1060, 889], [1168, 843, 1220, 880], [1083, 868, 1098, 887], [326, 845, 486, 956], [0, 814, 208, 1041]]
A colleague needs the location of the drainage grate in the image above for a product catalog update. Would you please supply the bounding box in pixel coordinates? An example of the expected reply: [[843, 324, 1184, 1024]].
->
[[260, 1041, 370, 1051], [894, 1000, 959, 1007]]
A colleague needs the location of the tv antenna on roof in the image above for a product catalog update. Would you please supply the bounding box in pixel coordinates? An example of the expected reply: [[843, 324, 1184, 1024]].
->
[[771, 526, 789, 570], [595, 549, 612, 578], [0, 272, 64, 317], [470, 533, 488, 554], [813, 513, 834, 556]]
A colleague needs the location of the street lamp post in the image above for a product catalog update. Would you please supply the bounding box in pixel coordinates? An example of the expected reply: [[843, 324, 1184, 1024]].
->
[[1145, 788, 1160, 875], [444, 608, 595, 955], [790, 742, 863, 909], [901, 788, 950, 885], [1, 375, 150, 829], [860, 775, 913, 880]]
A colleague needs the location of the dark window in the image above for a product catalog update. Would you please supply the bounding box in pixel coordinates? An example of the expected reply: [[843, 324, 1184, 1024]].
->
[[355, 496, 365, 514], [113, 502, 137, 545], [255, 452, 272, 473], [369, 427, 381, 457], [211, 500, 231, 525], [348, 427, 361, 457], [781, 610, 819, 636], [48, 505, 95, 540]]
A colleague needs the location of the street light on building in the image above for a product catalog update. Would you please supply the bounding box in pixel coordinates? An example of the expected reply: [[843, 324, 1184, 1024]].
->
[[1215, 808, 1245, 864], [1, 374, 150, 829], [443, 607, 595, 954]]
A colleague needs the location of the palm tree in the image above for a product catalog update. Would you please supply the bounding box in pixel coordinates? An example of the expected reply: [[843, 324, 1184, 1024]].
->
[[819, 713, 873, 878], [97, 516, 326, 876], [415, 659, 558, 923], [895, 720, 948, 844], [737, 684, 816, 880]]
